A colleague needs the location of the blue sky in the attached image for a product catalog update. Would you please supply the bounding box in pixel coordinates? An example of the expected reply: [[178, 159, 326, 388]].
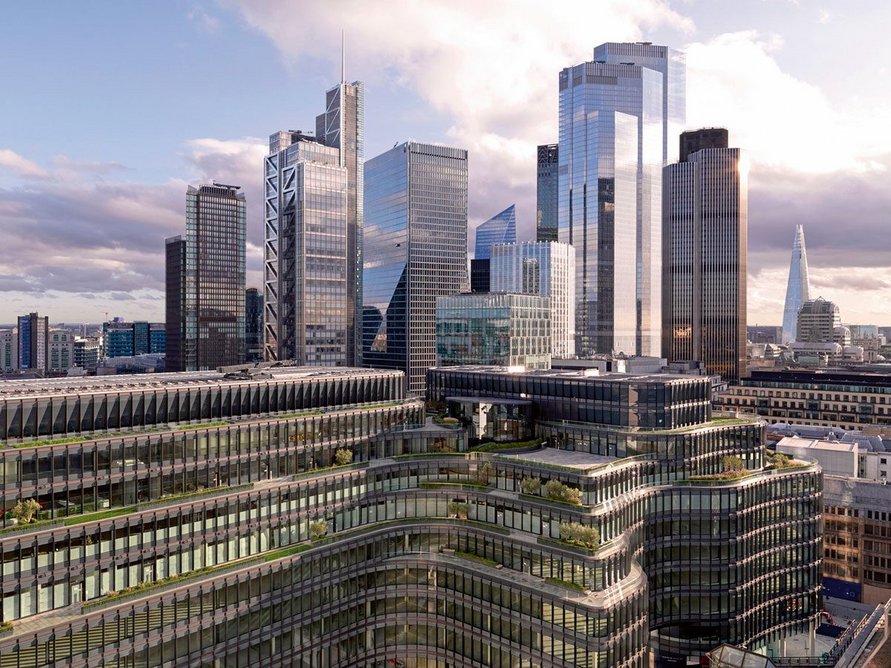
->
[[1, 0, 890, 326]]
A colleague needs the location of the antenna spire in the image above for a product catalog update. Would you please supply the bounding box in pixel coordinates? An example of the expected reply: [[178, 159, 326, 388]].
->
[[341, 30, 345, 84]]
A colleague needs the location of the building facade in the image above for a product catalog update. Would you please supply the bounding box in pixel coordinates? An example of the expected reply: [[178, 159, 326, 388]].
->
[[244, 287, 263, 363], [559, 42, 685, 357], [166, 184, 246, 372], [663, 129, 747, 381], [796, 297, 841, 343], [781, 225, 811, 345], [73, 337, 100, 372], [363, 141, 468, 394], [164, 236, 186, 372], [0, 330, 16, 372], [47, 329, 74, 373], [428, 366, 822, 664], [536, 143, 559, 242], [435, 293, 551, 369], [102, 320, 165, 359], [316, 80, 364, 366], [0, 363, 820, 667], [16, 313, 48, 372], [264, 132, 349, 366], [717, 368, 891, 430], [490, 241, 576, 359], [470, 204, 517, 293]]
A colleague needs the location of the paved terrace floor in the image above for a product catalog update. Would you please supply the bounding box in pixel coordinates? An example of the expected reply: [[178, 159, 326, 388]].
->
[[498, 447, 617, 470]]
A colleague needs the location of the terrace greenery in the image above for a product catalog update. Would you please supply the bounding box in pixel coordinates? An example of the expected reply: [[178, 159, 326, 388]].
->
[[454, 551, 499, 568], [545, 577, 585, 592]]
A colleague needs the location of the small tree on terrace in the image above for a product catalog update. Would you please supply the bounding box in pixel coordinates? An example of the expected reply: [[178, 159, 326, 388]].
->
[[308, 519, 328, 540], [10, 499, 41, 524], [721, 455, 745, 472], [521, 477, 541, 496], [334, 448, 353, 466]]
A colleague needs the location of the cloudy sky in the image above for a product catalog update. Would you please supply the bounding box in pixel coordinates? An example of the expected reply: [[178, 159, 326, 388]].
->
[[1, 0, 889, 327]]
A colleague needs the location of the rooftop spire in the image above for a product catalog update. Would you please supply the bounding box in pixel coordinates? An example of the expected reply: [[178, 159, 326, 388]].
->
[[341, 29, 345, 84]]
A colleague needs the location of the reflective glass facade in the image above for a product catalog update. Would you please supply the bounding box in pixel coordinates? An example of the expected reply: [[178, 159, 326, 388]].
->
[[244, 287, 263, 362], [316, 81, 364, 366], [264, 134, 349, 365], [102, 321, 165, 359], [363, 141, 468, 394], [663, 139, 747, 382], [474, 204, 516, 260], [782, 225, 811, 345], [491, 241, 576, 358], [167, 184, 246, 372], [436, 293, 551, 369], [537, 144, 559, 242], [559, 43, 685, 358]]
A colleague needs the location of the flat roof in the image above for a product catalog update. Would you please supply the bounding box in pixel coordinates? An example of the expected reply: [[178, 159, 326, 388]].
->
[[430, 365, 707, 384], [777, 436, 859, 453], [497, 447, 617, 471], [0, 366, 404, 400]]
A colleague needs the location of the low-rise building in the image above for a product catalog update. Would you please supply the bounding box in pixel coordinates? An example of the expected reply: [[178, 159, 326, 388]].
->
[[717, 367, 891, 430], [48, 329, 75, 373]]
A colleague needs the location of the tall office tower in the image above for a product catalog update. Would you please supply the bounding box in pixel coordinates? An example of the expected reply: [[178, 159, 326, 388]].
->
[[470, 204, 516, 293], [363, 141, 468, 393], [264, 132, 349, 366], [663, 129, 747, 382], [16, 312, 48, 371], [559, 42, 685, 357], [796, 297, 841, 343], [490, 241, 576, 358], [536, 144, 559, 242], [166, 183, 246, 372], [244, 287, 264, 362], [316, 80, 364, 366], [782, 225, 811, 344], [164, 236, 186, 372]]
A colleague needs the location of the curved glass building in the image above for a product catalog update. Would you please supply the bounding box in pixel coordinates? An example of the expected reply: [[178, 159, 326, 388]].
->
[[0, 365, 820, 666]]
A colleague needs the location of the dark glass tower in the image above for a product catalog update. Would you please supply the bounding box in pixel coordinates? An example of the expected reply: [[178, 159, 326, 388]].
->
[[164, 236, 186, 371], [244, 287, 264, 362], [167, 184, 246, 371], [536, 144, 558, 242], [663, 129, 747, 381], [363, 141, 468, 393]]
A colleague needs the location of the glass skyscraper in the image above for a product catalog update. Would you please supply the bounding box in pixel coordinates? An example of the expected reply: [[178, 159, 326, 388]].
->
[[166, 184, 246, 371], [471, 204, 516, 293], [558, 42, 685, 357], [316, 80, 364, 365], [782, 225, 811, 344], [473, 204, 516, 259], [244, 287, 263, 362], [363, 141, 468, 393], [663, 129, 747, 382], [490, 241, 576, 359], [264, 132, 349, 366], [536, 144, 559, 242]]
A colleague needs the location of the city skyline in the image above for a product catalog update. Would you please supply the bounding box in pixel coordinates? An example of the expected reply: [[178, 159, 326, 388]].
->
[[1, 1, 890, 325]]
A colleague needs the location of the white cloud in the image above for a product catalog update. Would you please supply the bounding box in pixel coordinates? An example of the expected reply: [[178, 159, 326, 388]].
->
[[685, 31, 891, 174], [0, 149, 48, 179], [223, 0, 693, 237]]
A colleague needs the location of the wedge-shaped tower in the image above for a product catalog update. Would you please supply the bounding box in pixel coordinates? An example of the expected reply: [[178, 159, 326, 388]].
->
[[781, 225, 811, 344]]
